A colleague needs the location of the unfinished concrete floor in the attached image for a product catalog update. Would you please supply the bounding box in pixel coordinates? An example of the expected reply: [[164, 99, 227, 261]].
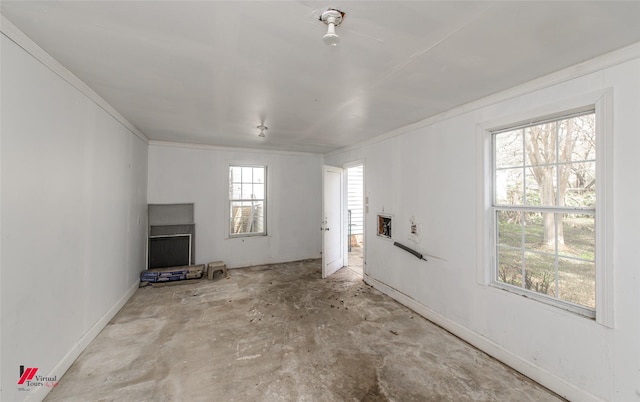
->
[[348, 246, 364, 276], [45, 260, 563, 401]]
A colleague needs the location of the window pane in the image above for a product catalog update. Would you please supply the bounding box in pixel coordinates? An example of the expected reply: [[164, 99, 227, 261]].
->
[[524, 251, 556, 298], [564, 161, 596, 208], [558, 115, 596, 164], [560, 214, 595, 261], [556, 118, 569, 162], [241, 167, 253, 183], [525, 122, 556, 167], [231, 184, 242, 199], [495, 130, 524, 168], [230, 201, 264, 234], [495, 168, 523, 205], [497, 247, 522, 287], [558, 257, 595, 309], [253, 167, 265, 183], [525, 166, 556, 206], [231, 166, 243, 182], [251, 201, 265, 232], [230, 201, 249, 234], [253, 183, 264, 199], [241, 185, 254, 199], [523, 212, 545, 248], [497, 210, 522, 248]]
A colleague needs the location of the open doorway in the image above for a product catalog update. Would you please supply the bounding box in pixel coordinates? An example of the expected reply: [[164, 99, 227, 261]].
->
[[346, 164, 364, 276]]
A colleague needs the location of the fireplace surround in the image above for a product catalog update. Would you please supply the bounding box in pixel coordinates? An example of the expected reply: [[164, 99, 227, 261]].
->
[[148, 203, 195, 269]]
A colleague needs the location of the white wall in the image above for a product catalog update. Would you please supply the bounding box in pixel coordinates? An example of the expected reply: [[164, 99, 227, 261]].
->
[[0, 31, 148, 402], [148, 143, 323, 268], [326, 51, 640, 401]]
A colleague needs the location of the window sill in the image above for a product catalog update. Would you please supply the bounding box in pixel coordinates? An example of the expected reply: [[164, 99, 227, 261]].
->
[[227, 233, 268, 240], [490, 281, 596, 320]]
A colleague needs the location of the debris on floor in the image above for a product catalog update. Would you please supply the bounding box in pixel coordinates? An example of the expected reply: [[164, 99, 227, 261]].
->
[[139, 264, 204, 286], [47, 260, 564, 402]]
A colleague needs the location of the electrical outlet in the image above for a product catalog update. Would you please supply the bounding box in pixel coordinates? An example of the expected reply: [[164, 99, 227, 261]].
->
[[408, 216, 420, 243]]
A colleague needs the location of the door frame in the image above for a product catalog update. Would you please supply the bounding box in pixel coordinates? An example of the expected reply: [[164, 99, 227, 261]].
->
[[343, 160, 366, 275]]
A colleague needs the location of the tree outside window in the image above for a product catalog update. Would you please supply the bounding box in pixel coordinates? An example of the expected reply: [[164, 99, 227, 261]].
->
[[493, 112, 596, 311]]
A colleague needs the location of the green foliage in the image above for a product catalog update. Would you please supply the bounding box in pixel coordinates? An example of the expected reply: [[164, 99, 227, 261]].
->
[[497, 217, 595, 308]]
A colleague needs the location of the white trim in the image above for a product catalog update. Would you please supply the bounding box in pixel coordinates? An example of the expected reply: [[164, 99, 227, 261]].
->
[[476, 89, 615, 328], [228, 165, 268, 238], [476, 123, 493, 286], [490, 281, 595, 319], [150, 140, 323, 158], [1, 15, 149, 145], [594, 89, 614, 328], [363, 274, 606, 402], [26, 281, 139, 402], [326, 41, 640, 158]]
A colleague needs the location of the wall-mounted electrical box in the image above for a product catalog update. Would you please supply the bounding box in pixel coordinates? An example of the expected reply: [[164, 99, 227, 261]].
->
[[377, 214, 392, 239]]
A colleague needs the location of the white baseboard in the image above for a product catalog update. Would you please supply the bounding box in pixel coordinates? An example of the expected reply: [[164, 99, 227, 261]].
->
[[27, 281, 139, 402], [363, 274, 604, 402]]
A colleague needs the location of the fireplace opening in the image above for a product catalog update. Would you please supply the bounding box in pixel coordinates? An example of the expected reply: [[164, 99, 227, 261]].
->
[[148, 234, 192, 269]]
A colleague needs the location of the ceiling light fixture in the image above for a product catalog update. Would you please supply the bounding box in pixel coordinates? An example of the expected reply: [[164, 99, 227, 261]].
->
[[320, 9, 344, 47], [257, 125, 267, 138]]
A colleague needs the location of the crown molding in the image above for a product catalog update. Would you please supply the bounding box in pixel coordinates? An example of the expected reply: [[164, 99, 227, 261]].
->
[[149, 140, 323, 158], [1, 14, 149, 144], [326, 41, 640, 158]]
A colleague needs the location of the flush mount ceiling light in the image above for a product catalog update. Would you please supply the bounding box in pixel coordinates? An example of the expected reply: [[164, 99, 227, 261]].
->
[[320, 8, 344, 46], [257, 125, 267, 138]]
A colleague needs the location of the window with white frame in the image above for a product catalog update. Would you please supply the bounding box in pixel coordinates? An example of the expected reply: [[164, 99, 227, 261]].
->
[[492, 110, 597, 317], [229, 165, 266, 237]]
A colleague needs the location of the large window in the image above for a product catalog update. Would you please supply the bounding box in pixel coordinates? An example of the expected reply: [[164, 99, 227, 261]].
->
[[229, 165, 266, 237], [492, 111, 597, 317]]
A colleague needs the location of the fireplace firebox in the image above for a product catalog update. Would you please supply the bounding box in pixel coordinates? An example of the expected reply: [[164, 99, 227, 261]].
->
[[148, 234, 192, 269]]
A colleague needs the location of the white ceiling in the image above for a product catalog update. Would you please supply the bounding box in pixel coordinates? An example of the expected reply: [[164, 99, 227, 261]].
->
[[2, 1, 640, 153]]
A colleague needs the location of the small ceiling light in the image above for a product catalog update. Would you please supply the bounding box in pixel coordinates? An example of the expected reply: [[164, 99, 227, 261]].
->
[[320, 9, 344, 47], [257, 125, 267, 138]]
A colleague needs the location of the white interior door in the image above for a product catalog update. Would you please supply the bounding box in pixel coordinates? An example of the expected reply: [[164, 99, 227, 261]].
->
[[322, 165, 344, 278]]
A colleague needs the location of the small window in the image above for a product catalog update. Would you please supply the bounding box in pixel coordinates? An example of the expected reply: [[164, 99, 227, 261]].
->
[[492, 111, 596, 316], [229, 165, 266, 237]]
